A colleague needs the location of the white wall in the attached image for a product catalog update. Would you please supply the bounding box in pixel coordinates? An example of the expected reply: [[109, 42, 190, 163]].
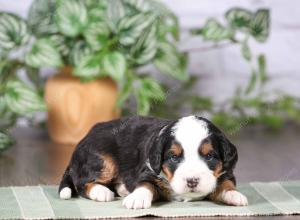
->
[[1, 0, 299, 102], [165, 0, 300, 102]]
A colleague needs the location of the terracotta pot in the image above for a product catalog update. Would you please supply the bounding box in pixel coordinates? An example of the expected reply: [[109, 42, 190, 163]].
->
[[45, 67, 120, 144]]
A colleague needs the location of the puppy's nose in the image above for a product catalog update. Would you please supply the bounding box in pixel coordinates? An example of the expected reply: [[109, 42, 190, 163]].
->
[[186, 178, 199, 189]]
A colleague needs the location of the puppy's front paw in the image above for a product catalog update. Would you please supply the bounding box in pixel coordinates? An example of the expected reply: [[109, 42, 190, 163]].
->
[[89, 184, 115, 202], [221, 190, 248, 206], [122, 187, 153, 209]]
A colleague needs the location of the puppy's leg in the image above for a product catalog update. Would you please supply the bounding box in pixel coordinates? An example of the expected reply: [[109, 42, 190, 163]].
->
[[122, 173, 172, 209], [84, 182, 115, 202], [74, 153, 117, 202], [209, 179, 248, 206]]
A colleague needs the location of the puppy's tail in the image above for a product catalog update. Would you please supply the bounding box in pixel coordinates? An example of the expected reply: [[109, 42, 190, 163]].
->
[[58, 166, 76, 200]]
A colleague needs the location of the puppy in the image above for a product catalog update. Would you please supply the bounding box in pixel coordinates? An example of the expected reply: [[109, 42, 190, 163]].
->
[[58, 115, 248, 209]]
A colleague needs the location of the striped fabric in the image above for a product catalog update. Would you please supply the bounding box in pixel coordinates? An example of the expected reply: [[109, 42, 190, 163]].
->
[[0, 181, 300, 219]]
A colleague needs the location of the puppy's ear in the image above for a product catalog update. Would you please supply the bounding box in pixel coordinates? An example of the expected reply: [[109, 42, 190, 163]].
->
[[218, 133, 238, 172], [148, 126, 170, 175]]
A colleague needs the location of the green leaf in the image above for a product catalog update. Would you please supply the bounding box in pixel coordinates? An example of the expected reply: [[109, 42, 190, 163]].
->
[[48, 34, 70, 56], [134, 76, 166, 115], [107, 0, 125, 32], [123, 0, 152, 12], [225, 8, 253, 30], [84, 21, 110, 51], [137, 0, 179, 40], [139, 77, 165, 101], [154, 42, 188, 81], [102, 52, 126, 81], [25, 38, 63, 68], [190, 96, 213, 112], [130, 22, 158, 65], [212, 112, 241, 132], [117, 12, 157, 46], [88, 6, 107, 22], [27, 0, 58, 36], [135, 89, 151, 116], [245, 70, 257, 94], [84, 0, 107, 10], [201, 19, 233, 42], [4, 80, 46, 115], [0, 131, 15, 152], [84, 7, 110, 51], [250, 9, 270, 42], [0, 12, 30, 50], [0, 59, 22, 83], [123, 0, 179, 39], [234, 97, 262, 109], [69, 41, 91, 66], [258, 114, 283, 129], [55, 0, 88, 37], [165, 14, 180, 40], [0, 59, 9, 80], [74, 55, 102, 81], [117, 74, 133, 107], [241, 40, 252, 61], [0, 96, 17, 129], [258, 54, 267, 84], [276, 96, 300, 120]]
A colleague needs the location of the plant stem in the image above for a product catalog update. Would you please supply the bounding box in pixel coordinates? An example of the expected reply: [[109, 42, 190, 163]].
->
[[181, 42, 234, 53]]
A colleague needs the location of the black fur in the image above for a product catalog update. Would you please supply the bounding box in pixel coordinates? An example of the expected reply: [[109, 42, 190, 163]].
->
[[59, 116, 175, 200]]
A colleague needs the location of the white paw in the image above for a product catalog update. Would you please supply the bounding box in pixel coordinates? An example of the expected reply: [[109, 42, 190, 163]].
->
[[89, 185, 115, 202], [122, 187, 153, 209], [60, 187, 72, 200], [221, 190, 248, 206]]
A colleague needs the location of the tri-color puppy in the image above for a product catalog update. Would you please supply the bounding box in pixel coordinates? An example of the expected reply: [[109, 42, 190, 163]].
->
[[59, 115, 248, 209]]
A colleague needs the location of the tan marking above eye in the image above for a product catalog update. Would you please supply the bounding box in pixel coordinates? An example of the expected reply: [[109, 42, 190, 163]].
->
[[199, 142, 213, 155], [170, 143, 183, 156]]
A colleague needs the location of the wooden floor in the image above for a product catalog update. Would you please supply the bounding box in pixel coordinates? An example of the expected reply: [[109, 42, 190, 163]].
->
[[0, 125, 300, 220]]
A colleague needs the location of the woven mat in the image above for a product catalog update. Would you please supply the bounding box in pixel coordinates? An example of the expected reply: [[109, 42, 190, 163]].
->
[[1, 181, 300, 219]]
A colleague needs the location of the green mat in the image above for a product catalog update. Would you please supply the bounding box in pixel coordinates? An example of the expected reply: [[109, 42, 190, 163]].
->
[[1, 181, 300, 219]]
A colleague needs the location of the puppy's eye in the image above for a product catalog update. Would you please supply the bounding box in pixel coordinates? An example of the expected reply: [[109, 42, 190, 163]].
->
[[170, 155, 179, 162], [205, 153, 213, 161]]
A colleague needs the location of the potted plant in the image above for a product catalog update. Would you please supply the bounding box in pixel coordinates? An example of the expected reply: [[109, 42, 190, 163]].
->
[[14, 0, 187, 144]]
